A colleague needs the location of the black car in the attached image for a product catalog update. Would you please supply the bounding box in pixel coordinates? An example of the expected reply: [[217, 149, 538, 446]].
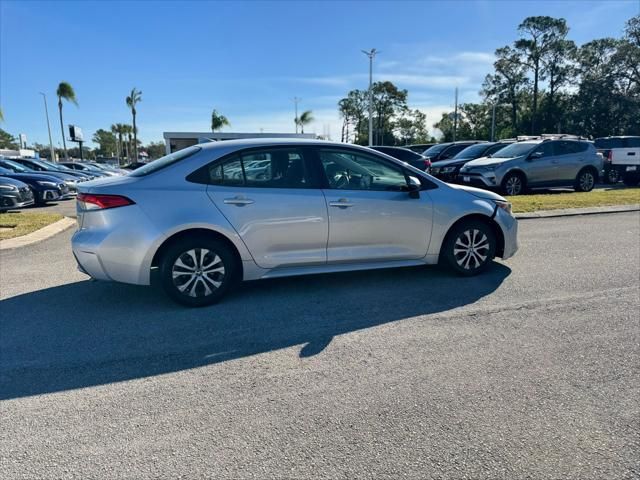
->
[[0, 159, 78, 197], [422, 141, 486, 162], [406, 143, 435, 154], [429, 141, 512, 182], [0, 176, 34, 212], [122, 161, 149, 170], [0, 165, 70, 205], [11, 158, 93, 181], [370, 146, 431, 171]]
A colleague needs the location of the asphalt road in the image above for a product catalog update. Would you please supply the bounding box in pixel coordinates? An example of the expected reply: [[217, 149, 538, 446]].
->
[[1, 213, 639, 479]]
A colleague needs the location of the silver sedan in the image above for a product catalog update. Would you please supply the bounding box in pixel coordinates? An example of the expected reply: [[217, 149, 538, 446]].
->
[[72, 139, 518, 306]]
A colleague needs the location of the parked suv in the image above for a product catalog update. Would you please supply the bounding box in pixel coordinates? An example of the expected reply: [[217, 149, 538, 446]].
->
[[459, 137, 602, 195], [0, 177, 34, 212], [430, 141, 512, 183], [594, 136, 640, 186]]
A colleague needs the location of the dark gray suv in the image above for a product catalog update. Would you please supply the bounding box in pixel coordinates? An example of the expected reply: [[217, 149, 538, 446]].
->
[[458, 137, 602, 195]]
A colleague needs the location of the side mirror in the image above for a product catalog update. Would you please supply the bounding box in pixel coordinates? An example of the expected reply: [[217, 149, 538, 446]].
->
[[528, 151, 543, 161], [407, 182, 421, 199]]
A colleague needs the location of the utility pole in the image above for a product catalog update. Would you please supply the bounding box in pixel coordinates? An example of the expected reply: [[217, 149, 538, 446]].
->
[[39, 92, 56, 161], [491, 102, 496, 142], [362, 48, 378, 146], [453, 87, 458, 142], [293, 97, 300, 134]]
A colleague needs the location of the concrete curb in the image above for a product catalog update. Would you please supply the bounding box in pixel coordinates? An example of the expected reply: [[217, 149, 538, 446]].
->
[[515, 204, 640, 219], [0, 217, 76, 250]]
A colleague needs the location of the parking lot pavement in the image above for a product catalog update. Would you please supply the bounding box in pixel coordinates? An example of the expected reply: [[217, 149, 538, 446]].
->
[[1, 212, 639, 479], [24, 197, 77, 218]]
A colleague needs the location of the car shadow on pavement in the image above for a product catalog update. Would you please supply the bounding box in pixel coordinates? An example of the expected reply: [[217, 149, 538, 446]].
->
[[0, 264, 510, 400]]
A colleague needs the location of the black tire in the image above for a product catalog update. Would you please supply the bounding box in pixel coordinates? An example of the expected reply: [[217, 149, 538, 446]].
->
[[604, 167, 620, 184], [442, 220, 497, 276], [160, 236, 238, 307], [501, 172, 526, 196], [622, 174, 640, 187], [574, 168, 596, 192]]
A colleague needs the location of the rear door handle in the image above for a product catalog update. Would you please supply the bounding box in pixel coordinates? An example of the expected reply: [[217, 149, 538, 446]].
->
[[329, 198, 354, 208], [223, 197, 254, 206]]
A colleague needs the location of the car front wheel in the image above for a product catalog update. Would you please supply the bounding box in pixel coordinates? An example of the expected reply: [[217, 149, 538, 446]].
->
[[442, 220, 497, 276], [501, 172, 525, 196], [160, 237, 237, 307]]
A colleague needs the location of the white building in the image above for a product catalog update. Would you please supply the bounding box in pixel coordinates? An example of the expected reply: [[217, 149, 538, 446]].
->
[[163, 132, 315, 155]]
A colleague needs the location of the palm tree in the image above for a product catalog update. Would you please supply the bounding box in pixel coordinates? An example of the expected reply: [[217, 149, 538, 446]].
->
[[56, 82, 78, 161], [111, 123, 126, 164], [211, 109, 230, 132], [120, 124, 133, 161], [126, 88, 142, 160], [296, 110, 314, 134], [0, 107, 4, 122]]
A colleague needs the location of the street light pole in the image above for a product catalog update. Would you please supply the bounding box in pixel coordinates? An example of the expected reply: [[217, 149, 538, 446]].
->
[[362, 48, 377, 146], [491, 102, 496, 142], [39, 92, 56, 161]]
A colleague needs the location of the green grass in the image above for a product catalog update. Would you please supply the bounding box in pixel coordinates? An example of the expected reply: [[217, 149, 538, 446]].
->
[[510, 187, 640, 213], [0, 212, 64, 240]]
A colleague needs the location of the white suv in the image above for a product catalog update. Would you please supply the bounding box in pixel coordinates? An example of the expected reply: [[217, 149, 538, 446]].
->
[[595, 136, 640, 186]]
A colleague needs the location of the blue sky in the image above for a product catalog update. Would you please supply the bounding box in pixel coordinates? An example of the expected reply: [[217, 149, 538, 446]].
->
[[1, 0, 638, 147]]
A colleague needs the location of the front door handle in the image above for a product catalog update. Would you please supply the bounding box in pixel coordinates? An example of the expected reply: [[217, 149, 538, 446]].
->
[[223, 197, 254, 206], [329, 198, 354, 208], [628, 152, 636, 156]]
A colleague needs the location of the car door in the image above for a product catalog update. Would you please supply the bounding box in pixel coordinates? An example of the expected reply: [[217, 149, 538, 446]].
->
[[525, 142, 556, 186], [553, 141, 583, 183], [316, 147, 432, 263], [205, 147, 328, 269]]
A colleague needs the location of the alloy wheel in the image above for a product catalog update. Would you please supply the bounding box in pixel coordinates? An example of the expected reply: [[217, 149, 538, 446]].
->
[[453, 229, 490, 270], [172, 248, 225, 298], [580, 172, 595, 191], [505, 175, 522, 195]]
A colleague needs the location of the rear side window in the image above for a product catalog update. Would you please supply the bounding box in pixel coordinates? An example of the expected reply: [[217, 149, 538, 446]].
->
[[595, 138, 624, 149], [442, 144, 470, 159], [625, 137, 640, 148], [130, 146, 201, 177], [208, 148, 312, 189]]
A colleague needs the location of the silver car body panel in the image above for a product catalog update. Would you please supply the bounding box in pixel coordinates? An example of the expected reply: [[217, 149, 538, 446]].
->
[[72, 139, 518, 286]]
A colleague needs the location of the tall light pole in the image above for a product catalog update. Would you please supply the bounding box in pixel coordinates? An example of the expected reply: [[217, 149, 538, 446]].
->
[[362, 48, 377, 146], [293, 96, 300, 134], [491, 102, 497, 142], [39, 92, 56, 161], [453, 87, 458, 142]]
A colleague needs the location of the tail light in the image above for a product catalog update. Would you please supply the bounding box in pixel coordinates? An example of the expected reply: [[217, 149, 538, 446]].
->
[[423, 157, 432, 170], [607, 151, 613, 163], [77, 193, 135, 210]]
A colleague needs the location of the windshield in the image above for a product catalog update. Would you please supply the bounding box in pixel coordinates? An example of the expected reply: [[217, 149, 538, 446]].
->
[[130, 146, 201, 177], [452, 143, 491, 160], [1, 159, 32, 172], [42, 160, 74, 171], [423, 144, 449, 156], [490, 142, 538, 158]]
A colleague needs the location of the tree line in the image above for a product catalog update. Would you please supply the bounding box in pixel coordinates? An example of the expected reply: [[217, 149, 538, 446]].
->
[[338, 14, 639, 146], [437, 15, 639, 141]]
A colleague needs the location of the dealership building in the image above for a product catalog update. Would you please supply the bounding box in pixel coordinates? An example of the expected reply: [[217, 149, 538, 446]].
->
[[162, 131, 315, 154]]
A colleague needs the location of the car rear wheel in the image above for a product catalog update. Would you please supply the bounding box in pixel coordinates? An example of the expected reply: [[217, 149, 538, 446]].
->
[[575, 169, 596, 192], [442, 220, 496, 276], [501, 172, 525, 196], [160, 237, 237, 307], [605, 167, 620, 184]]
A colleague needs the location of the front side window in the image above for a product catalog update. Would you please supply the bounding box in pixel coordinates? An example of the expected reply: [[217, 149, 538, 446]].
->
[[319, 149, 408, 191], [208, 148, 311, 189], [530, 142, 553, 158]]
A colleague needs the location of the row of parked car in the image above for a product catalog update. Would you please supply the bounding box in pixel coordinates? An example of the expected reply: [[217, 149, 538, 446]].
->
[[373, 135, 640, 195], [0, 158, 127, 212]]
